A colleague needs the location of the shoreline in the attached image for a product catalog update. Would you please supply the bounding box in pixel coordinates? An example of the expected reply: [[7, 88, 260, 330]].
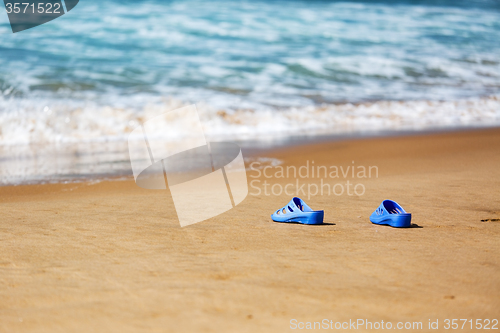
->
[[2, 125, 500, 187], [239, 123, 500, 152]]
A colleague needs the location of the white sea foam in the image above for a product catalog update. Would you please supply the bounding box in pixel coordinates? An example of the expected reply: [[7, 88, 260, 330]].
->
[[1, 95, 499, 147], [1, 95, 498, 185]]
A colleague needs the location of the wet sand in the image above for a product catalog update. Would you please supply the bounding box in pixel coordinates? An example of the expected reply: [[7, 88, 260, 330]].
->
[[1, 128, 499, 332]]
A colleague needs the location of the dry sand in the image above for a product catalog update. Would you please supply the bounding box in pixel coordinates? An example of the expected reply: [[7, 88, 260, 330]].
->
[[1, 128, 499, 332]]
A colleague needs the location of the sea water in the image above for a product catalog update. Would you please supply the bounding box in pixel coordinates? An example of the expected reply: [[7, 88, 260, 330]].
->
[[0, 0, 499, 184]]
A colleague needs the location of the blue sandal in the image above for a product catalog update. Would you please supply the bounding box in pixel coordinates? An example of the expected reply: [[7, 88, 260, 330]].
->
[[271, 197, 324, 225], [370, 200, 411, 228]]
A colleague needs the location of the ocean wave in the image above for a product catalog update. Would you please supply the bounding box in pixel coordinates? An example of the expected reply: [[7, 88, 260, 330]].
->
[[1, 95, 499, 146], [1, 0, 500, 109]]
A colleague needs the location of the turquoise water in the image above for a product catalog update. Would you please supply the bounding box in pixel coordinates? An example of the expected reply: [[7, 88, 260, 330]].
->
[[0, 0, 499, 183], [1, 0, 499, 109]]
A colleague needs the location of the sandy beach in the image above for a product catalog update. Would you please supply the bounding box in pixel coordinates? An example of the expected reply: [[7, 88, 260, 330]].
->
[[1, 128, 499, 332]]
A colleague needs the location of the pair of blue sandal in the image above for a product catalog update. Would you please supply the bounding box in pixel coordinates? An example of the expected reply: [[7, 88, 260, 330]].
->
[[271, 197, 411, 228]]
